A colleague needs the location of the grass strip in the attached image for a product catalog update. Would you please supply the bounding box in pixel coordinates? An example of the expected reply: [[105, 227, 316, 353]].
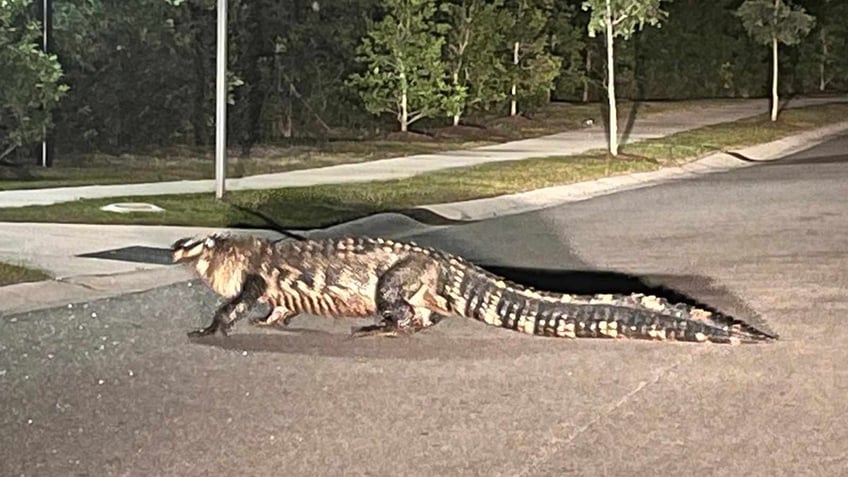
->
[[0, 261, 51, 287]]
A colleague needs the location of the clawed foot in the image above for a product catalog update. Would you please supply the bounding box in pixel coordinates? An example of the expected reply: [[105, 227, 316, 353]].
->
[[250, 317, 275, 327], [187, 327, 216, 338], [250, 316, 292, 328], [350, 323, 400, 338], [187, 320, 230, 338], [349, 321, 424, 339], [250, 308, 294, 329]]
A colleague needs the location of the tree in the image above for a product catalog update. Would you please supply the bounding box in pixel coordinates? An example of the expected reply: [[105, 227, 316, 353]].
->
[[0, 0, 68, 163], [52, 0, 222, 151], [442, 0, 512, 125], [504, 0, 562, 116], [348, 0, 451, 132], [795, 0, 848, 92], [229, 0, 378, 146], [635, 0, 768, 100], [736, 0, 814, 121], [582, 0, 668, 156], [547, 2, 588, 102]]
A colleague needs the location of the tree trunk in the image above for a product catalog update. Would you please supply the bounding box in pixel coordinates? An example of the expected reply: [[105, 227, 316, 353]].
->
[[510, 41, 519, 116], [819, 28, 828, 92], [582, 48, 592, 103], [400, 78, 409, 132], [771, 35, 778, 122], [452, 71, 461, 126], [283, 82, 293, 138], [770, 0, 779, 122], [605, 0, 618, 155]]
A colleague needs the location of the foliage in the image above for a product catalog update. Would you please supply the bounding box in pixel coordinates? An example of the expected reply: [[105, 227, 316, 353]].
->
[[0, 0, 840, 157], [791, 0, 848, 91], [636, 0, 768, 99], [228, 0, 378, 146], [735, 0, 815, 46], [52, 0, 218, 151], [348, 0, 452, 131], [504, 0, 563, 113], [546, 2, 588, 100], [764, 0, 846, 93], [582, 0, 668, 40], [0, 0, 68, 161], [441, 0, 512, 123]]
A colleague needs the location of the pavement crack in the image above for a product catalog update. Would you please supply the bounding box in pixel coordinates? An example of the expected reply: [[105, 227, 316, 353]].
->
[[516, 355, 692, 477]]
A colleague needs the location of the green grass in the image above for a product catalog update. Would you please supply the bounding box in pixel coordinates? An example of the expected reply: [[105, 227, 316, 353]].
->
[[0, 99, 733, 191], [0, 261, 51, 287], [0, 102, 845, 229], [621, 102, 848, 163]]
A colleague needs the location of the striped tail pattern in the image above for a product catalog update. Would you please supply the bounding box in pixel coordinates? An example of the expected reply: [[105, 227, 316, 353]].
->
[[444, 262, 777, 345]]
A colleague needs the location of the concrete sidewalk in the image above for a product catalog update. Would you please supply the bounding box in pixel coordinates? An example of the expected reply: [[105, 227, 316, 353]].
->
[[0, 96, 845, 208]]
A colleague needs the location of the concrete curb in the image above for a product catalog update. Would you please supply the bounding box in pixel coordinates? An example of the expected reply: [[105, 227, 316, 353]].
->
[[0, 267, 194, 317], [419, 120, 848, 221]]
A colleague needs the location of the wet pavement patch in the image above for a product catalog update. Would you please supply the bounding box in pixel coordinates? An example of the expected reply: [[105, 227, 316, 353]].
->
[[77, 246, 172, 265]]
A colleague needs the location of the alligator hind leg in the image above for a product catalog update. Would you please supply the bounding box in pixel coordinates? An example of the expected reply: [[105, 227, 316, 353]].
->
[[350, 322, 402, 338], [351, 257, 445, 338]]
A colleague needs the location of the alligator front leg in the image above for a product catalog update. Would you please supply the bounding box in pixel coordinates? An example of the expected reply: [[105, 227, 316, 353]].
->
[[251, 306, 298, 328], [188, 274, 266, 338]]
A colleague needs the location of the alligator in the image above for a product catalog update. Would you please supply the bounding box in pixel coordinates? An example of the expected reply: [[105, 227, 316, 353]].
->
[[171, 233, 777, 344]]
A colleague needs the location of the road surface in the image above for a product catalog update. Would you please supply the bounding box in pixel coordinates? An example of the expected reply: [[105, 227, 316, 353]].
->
[[2, 134, 847, 476]]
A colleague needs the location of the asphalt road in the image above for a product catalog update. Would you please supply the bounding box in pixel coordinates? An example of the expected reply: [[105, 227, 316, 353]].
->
[[3, 133, 848, 476]]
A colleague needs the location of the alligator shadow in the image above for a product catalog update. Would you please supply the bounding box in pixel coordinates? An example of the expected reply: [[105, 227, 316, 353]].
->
[[479, 265, 721, 308], [188, 265, 770, 358], [187, 329, 570, 361]]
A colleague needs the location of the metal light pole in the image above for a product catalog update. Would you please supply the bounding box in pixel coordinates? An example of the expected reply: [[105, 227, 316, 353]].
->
[[215, 0, 228, 199]]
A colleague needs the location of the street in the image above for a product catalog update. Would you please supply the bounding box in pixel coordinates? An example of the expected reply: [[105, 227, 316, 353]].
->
[[2, 133, 848, 476]]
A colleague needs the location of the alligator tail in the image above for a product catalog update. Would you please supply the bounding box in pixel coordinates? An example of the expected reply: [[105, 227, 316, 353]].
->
[[516, 296, 776, 344], [445, 263, 776, 344]]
